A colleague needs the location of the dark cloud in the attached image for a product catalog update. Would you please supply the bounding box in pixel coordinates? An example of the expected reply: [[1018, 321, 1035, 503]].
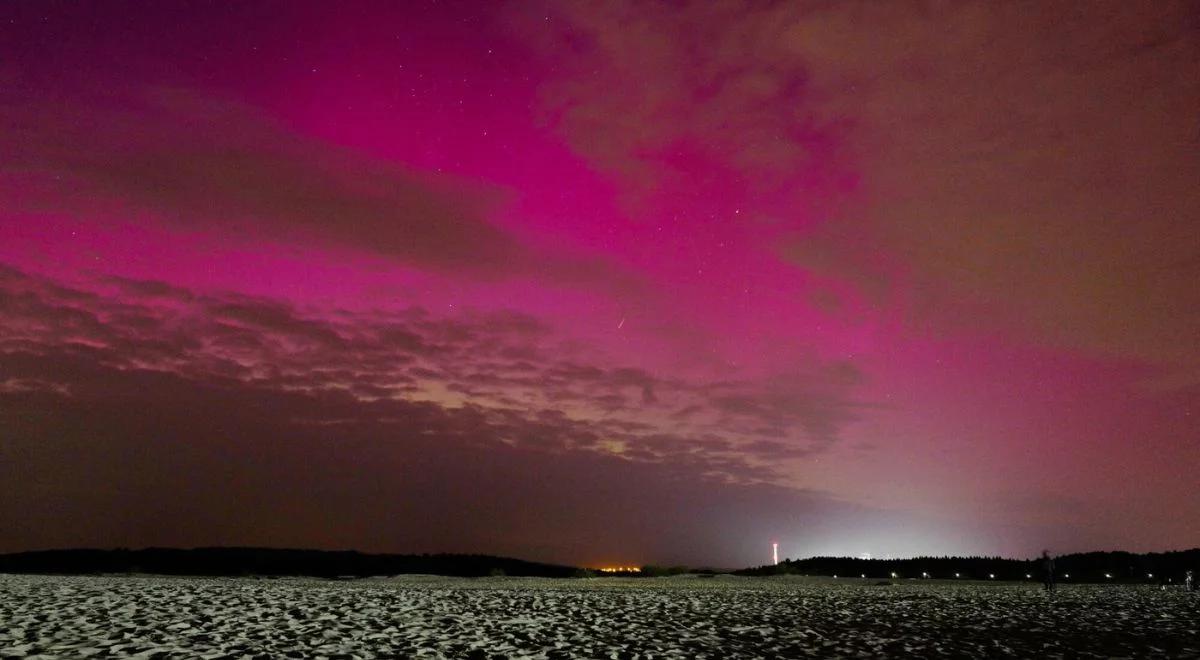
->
[[0, 84, 631, 289], [0, 360, 973, 565], [0, 265, 957, 565]]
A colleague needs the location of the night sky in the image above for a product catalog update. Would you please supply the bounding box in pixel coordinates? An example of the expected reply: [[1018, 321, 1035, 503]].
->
[[1, 1, 1197, 568]]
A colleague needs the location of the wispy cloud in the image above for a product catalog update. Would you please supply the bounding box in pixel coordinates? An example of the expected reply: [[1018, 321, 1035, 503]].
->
[[521, 0, 1200, 382]]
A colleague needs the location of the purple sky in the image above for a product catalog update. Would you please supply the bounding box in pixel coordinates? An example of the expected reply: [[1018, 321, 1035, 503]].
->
[[1, 0, 1197, 567]]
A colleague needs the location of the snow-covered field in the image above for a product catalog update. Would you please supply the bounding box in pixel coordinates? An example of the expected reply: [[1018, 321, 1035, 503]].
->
[[1, 573, 1197, 658]]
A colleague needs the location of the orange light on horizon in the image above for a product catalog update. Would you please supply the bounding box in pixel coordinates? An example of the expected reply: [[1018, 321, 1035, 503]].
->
[[597, 566, 642, 573]]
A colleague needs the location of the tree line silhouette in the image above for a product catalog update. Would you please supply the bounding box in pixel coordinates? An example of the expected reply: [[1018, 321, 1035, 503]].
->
[[735, 549, 1200, 584]]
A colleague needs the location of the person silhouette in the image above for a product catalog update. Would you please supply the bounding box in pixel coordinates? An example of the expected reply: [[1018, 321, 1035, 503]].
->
[[1187, 569, 1194, 592], [1041, 550, 1056, 592]]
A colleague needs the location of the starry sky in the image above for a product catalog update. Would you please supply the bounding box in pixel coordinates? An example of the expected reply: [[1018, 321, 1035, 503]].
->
[[1, 1, 1197, 567]]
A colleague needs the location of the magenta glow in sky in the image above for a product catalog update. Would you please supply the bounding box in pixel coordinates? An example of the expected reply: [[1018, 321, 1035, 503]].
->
[[1, 1, 1197, 566]]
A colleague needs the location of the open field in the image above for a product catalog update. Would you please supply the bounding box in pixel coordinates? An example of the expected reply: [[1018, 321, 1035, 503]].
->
[[1, 574, 1197, 658]]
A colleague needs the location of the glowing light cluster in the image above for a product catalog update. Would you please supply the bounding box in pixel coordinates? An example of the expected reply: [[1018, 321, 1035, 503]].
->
[[598, 567, 642, 573]]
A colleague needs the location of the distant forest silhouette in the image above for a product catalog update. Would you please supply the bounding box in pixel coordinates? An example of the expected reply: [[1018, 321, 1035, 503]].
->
[[0, 548, 581, 578], [736, 550, 1200, 584]]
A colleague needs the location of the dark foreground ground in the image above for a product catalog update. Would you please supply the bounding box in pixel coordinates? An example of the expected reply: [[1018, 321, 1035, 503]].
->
[[1, 574, 1197, 658]]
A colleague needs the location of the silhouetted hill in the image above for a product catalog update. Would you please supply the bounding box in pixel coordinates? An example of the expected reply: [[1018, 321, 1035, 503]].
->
[[0, 547, 582, 578], [736, 549, 1200, 583]]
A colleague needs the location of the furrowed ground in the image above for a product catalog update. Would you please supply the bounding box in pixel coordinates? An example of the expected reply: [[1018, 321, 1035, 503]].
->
[[1, 574, 1197, 658]]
